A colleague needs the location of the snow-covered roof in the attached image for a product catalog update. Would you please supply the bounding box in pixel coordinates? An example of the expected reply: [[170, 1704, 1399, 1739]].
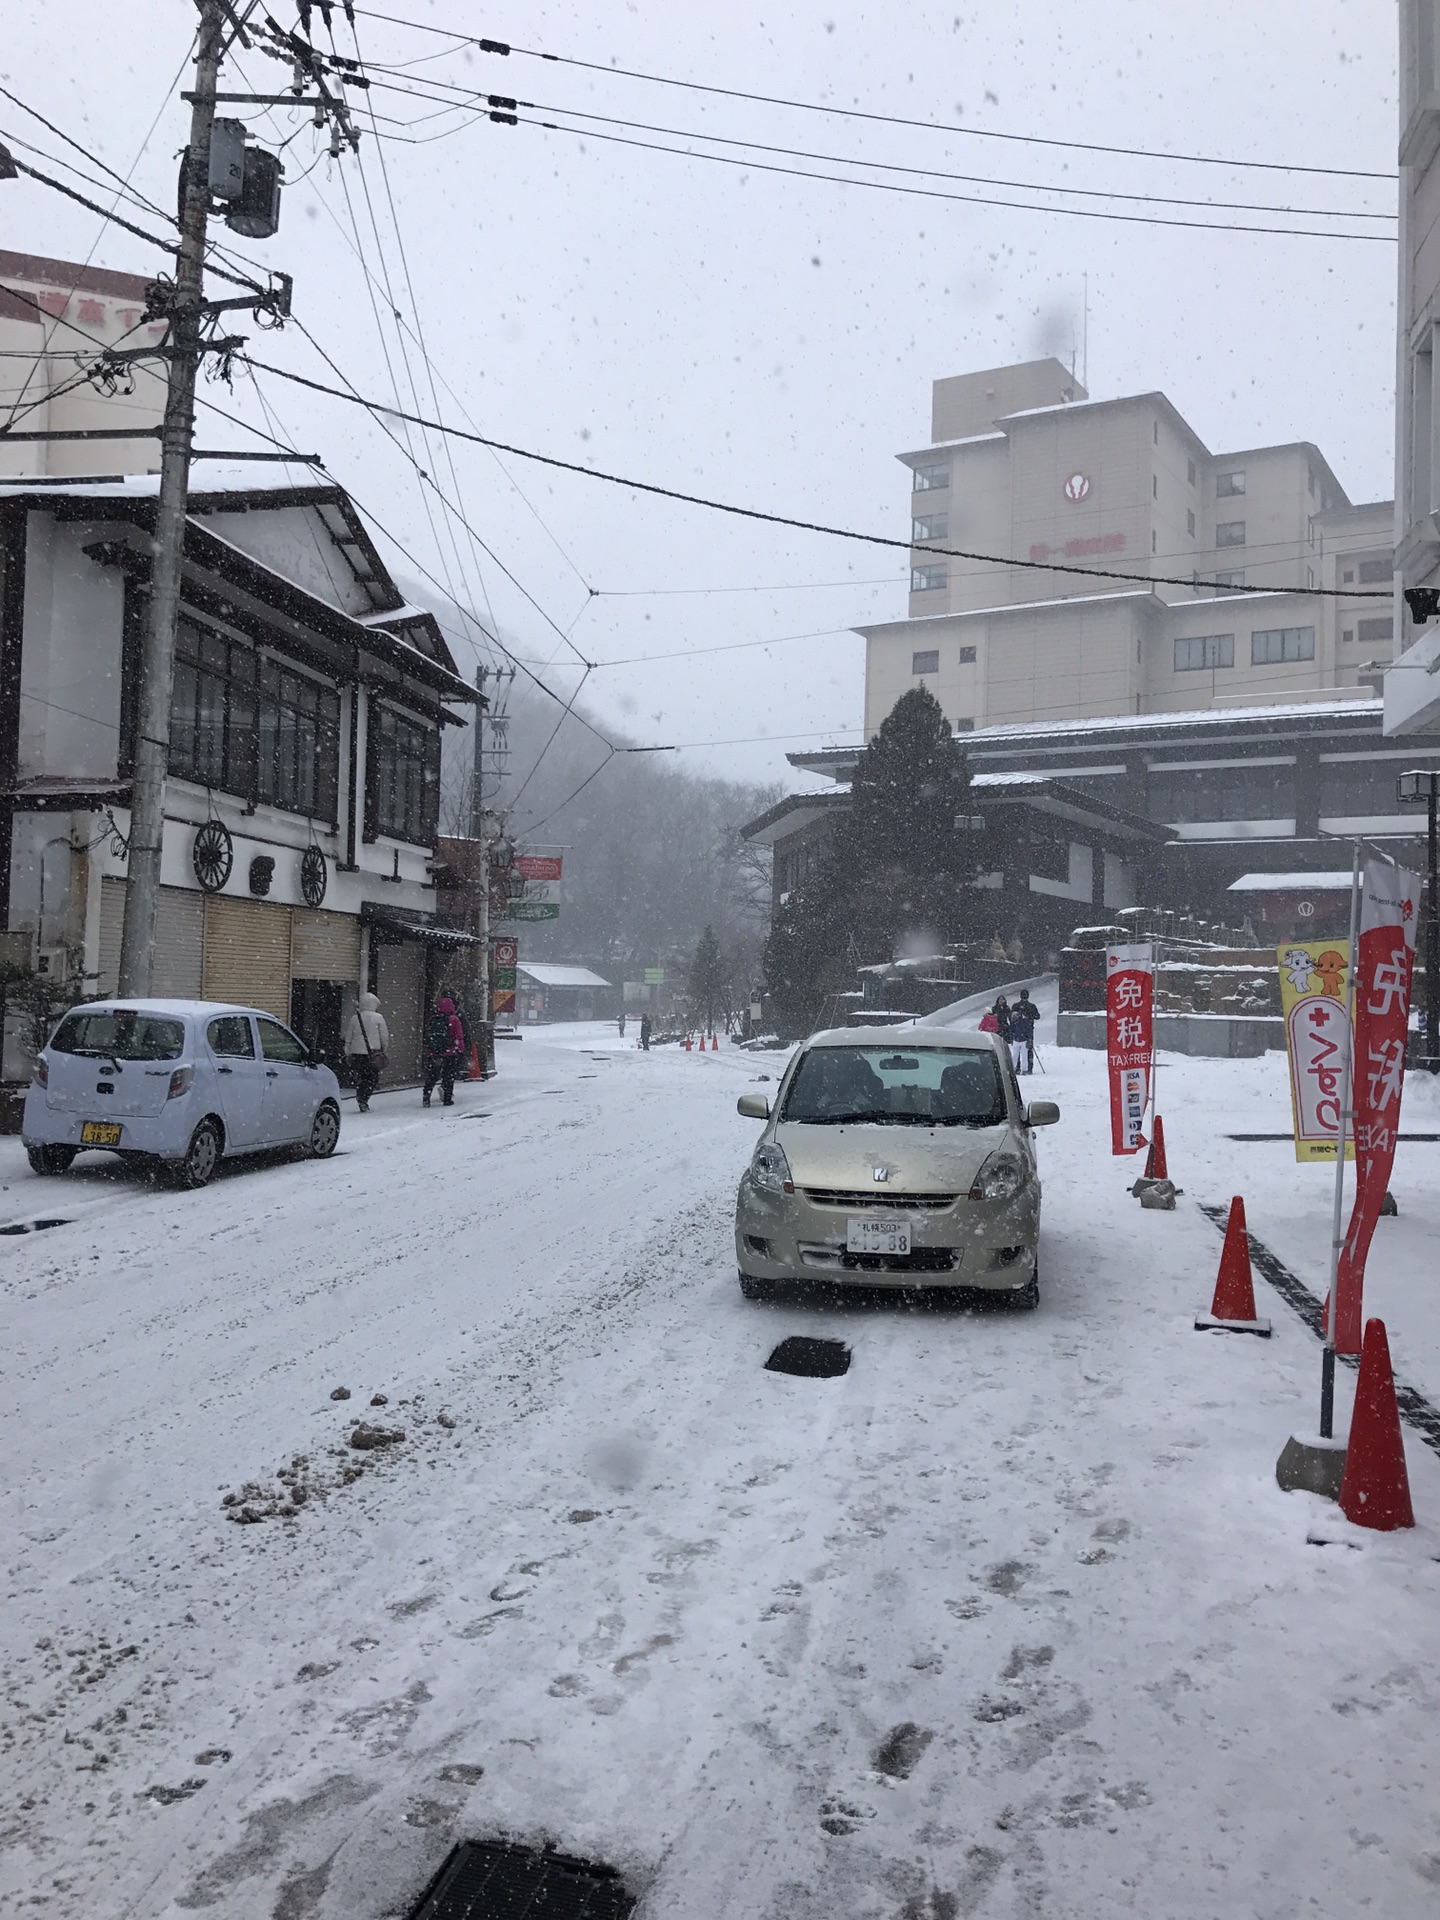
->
[[967, 696, 1375, 743], [517, 964, 611, 989], [856, 590, 1155, 635], [971, 771, 1051, 788], [0, 462, 324, 499], [1227, 872, 1355, 892]]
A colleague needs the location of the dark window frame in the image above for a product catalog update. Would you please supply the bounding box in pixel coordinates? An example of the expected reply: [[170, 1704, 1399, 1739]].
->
[[1215, 521, 1246, 548], [366, 698, 441, 847], [911, 648, 941, 674], [1216, 470, 1246, 497], [1174, 633, 1235, 672], [167, 615, 341, 824], [1251, 625, 1316, 666]]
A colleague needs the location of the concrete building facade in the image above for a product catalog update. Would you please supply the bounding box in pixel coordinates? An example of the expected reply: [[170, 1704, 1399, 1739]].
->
[[865, 359, 1394, 737], [0, 251, 167, 479], [1385, 1, 1440, 737]]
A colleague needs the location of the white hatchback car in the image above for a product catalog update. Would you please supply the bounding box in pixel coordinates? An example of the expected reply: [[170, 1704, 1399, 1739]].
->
[[22, 999, 343, 1189]]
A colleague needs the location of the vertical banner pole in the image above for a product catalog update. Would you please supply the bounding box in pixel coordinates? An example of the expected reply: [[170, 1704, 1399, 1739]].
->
[[1321, 842, 1361, 1438], [1149, 936, 1159, 1138]]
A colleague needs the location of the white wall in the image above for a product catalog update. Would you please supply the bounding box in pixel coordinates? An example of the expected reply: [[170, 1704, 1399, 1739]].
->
[[19, 516, 124, 779]]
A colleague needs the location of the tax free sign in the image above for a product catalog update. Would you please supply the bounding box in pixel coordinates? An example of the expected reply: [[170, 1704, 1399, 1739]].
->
[[1105, 943, 1155, 1155]]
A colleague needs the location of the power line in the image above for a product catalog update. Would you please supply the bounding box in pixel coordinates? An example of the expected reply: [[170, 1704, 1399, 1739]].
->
[[348, 8, 1395, 184], [358, 70, 1393, 225], [491, 109, 1395, 245], [234, 352, 1392, 602]]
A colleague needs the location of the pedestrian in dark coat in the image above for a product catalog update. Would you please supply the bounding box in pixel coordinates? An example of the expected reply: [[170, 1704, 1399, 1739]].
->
[[423, 994, 466, 1107], [1009, 988, 1040, 1074], [640, 1012, 652, 1052]]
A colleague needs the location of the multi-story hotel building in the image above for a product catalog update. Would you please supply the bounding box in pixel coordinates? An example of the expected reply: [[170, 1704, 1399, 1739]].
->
[[862, 358, 1394, 737]]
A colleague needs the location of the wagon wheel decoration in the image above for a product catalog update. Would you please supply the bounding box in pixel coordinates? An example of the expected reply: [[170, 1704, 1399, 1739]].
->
[[300, 844, 328, 908], [191, 818, 233, 893]]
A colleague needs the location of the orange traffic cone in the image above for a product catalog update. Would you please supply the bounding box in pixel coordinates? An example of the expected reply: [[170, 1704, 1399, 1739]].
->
[[1144, 1116, 1168, 1181], [1195, 1195, 1271, 1336], [467, 1042, 482, 1081], [684, 1034, 692, 1052], [711, 1033, 719, 1051], [1338, 1319, 1415, 1530]]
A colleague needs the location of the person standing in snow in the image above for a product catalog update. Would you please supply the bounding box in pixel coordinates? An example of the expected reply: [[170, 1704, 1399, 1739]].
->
[[618, 1010, 627, 1040], [423, 993, 466, 1107], [1009, 988, 1039, 1074], [640, 1012, 652, 1052], [344, 990, 389, 1112]]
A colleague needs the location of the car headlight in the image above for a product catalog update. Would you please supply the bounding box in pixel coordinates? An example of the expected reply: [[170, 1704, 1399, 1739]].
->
[[969, 1149, 1028, 1203], [749, 1139, 793, 1194]]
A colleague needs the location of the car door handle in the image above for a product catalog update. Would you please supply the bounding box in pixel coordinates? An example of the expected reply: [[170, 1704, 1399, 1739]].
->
[[217, 1066, 233, 1075], [266, 1069, 278, 1077]]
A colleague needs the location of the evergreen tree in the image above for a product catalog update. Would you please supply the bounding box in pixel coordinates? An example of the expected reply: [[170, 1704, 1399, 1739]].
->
[[686, 924, 725, 1032], [762, 688, 985, 1036]]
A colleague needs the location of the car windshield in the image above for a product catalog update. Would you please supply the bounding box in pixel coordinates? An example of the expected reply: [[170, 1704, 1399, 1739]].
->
[[780, 1044, 1007, 1126], [49, 1011, 186, 1061]]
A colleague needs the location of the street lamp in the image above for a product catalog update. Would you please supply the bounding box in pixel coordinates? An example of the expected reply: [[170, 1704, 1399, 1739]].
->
[[1397, 769, 1440, 1073]]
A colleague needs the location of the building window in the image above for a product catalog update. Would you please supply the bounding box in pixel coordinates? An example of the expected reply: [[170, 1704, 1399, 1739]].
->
[[1343, 628, 1354, 643], [912, 512, 948, 542], [1216, 471, 1246, 497], [912, 648, 940, 674], [1186, 509, 1196, 537], [1148, 761, 1293, 824], [954, 717, 975, 732], [1307, 467, 1316, 496], [1357, 616, 1395, 645], [1213, 569, 1245, 588], [1187, 458, 1197, 486], [170, 618, 340, 821], [1216, 521, 1246, 548], [1357, 556, 1392, 584], [1153, 421, 1159, 444], [958, 645, 977, 663], [913, 461, 950, 492], [1152, 475, 1158, 499], [368, 702, 440, 845], [1251, 625, 1316, 665], [1343, 570, 1354, 583], [911, 565, 947, 592], [1152, 531, 1157, 553], [1174, 634, 1234, 672]]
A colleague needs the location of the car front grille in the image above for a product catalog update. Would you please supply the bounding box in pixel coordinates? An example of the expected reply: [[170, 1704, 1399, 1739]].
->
[[797, 1242, 961, 1274], [800, 1188, 958, 1211]]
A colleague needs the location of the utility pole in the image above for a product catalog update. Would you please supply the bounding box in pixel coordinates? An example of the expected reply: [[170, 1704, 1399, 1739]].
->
[[116, 1, 224, 996], [470, 664, 491, 1074]]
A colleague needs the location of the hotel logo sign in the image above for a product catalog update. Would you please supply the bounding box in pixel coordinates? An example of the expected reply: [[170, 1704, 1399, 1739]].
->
[[1062, 471, 1091, 502]]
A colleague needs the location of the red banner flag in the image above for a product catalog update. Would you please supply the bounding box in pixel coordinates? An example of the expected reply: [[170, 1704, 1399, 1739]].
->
[[1333, 860, 1421, 1354], [1106, 943, 1155, 1155]]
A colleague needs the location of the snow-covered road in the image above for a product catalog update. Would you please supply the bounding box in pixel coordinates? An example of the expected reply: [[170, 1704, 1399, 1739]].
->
[[3, 1023, 1440, 1919]]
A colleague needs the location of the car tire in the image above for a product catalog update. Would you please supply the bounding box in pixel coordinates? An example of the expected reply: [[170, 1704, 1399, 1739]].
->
[[26, 1144, 76, 1176], [739, 1271, 777, 1301], [308, 1100, 340, 1160], [1006, 1263, 1040, 1311], [173, 1118, 222, 1191]]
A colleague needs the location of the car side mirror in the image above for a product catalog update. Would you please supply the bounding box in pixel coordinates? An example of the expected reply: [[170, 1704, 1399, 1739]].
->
[[736, 1093, 771, 1120], [1024, 1100, 1060, 1127]]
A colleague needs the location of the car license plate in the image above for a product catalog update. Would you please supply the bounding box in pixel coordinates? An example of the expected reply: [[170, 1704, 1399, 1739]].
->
[[847, 1217, 910, 1256], [80, 1121, 123, 1146]]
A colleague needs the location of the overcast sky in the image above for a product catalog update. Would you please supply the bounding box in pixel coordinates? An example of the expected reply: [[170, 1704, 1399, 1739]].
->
[[3, 0, 1398, 788]]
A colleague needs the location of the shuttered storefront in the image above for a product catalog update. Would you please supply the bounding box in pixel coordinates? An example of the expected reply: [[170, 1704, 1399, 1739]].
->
[[96, 880, 204, 999], [290, 907, 362, 982], [201, 896, 293, 1019], [374, 937, 427, 1084]]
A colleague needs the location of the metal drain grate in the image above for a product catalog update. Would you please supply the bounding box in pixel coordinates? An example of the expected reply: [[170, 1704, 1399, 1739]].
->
[[406, 1840, 635, 1919], [765, 1335, 851, 1378], [0, 1218, 72, 1236]]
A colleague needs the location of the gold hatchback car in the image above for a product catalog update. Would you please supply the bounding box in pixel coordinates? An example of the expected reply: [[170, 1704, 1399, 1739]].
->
[[734, 1024, 1059, 1306]]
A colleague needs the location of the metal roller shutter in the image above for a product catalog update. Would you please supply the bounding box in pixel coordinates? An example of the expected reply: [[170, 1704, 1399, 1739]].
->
[[155, 888, 204, 998], [97, 876, 124, 997], [95, 882, 204, 999], [290, 908, 361, 981], [202, 896, 293, 1019]]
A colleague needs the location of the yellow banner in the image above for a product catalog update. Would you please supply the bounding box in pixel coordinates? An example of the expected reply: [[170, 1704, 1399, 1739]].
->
[[1276, 939, 1354, 1163]]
